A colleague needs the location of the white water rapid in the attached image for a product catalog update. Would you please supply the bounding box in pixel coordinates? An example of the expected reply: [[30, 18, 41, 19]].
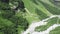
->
[[21, 15, 60, 34]]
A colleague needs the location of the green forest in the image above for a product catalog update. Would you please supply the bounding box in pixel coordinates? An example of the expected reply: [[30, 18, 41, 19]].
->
[[0, 0, 60, 34]]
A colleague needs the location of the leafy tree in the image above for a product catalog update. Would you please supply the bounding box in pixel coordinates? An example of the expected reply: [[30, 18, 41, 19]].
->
[[0, 0, 29, 34]]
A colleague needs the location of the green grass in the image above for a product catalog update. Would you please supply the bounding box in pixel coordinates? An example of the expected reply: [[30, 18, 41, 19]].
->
[[49, 27, 60, 34], [22, 0, 60, 33], [35, 17, 59, 31], [0, 0, 60, 34]]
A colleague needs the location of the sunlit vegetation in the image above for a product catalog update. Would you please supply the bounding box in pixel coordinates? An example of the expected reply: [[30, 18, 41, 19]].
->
[[0, 0, 60, 34]]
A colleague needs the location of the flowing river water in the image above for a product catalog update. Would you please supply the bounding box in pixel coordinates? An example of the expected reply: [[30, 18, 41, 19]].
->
[[21, 15, 60, 34]]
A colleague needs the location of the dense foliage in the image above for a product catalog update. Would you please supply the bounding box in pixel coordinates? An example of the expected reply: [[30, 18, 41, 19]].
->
[[0, 0, 60, 34], [0, 0, 28, 34]]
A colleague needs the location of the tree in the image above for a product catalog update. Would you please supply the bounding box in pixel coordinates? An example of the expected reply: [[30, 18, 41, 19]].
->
[[0, 0, 29, 34]]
